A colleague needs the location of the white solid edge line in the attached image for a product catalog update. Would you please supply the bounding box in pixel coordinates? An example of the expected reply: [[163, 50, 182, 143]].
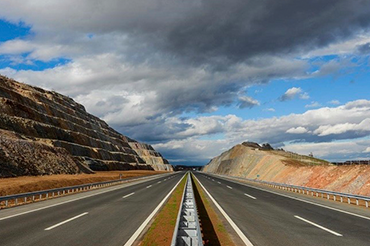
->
[[294, 215, 342, 237], [193, 175, 254, 246], [123, 173, 186, 246], [146, 185, 152, 188], [244, 193, 256, 200], [45, 212, 88, 231], [209, 173, 370, 222], [227, 186, 233, 189], [0, 174, 170, 222], [123, 192, 135, 199]]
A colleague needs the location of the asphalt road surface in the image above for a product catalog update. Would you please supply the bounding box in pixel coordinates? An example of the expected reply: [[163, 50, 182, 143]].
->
[[0, 172, 185, 246], [194, 172, 370, 246]]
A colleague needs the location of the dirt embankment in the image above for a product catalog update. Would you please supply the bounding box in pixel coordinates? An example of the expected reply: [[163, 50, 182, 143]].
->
[[0, 170, 168, 196], [203, 144, 370, 196], [0, 75, 173, 177]]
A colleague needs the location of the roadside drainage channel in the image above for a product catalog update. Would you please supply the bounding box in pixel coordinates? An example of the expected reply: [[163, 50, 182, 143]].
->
[[171, 173, 203, 246]]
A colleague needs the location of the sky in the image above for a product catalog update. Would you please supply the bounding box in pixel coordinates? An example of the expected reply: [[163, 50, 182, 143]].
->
[[0, 0, 370, 166]]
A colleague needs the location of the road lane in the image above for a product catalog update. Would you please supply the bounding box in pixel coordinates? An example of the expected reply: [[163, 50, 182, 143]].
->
[[194, 172, 370, 246], [0, 172, 185, 246]]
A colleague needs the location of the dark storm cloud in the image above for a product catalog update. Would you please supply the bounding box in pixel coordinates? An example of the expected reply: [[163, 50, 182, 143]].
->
[[357, 42, 370, 54], [136, 0, 370, 66]]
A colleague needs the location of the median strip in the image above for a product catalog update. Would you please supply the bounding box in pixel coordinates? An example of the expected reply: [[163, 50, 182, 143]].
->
[[45, 212, 88, 231], [124, 173, 186, 246], [294, 215, 342, 237], [139, 174, 187, 246]]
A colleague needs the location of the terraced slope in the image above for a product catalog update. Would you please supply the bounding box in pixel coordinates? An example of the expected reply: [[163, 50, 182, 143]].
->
[[203, 142, 370, 195], [0, 75, 172, 177]]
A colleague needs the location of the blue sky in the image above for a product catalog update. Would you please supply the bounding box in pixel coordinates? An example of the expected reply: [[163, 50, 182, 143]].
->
[[1, 1, 370, 166]]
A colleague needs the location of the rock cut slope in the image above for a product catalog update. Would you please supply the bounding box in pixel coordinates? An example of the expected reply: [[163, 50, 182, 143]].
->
[[0, 75, 172, 177], [203, 142, 370, 195]]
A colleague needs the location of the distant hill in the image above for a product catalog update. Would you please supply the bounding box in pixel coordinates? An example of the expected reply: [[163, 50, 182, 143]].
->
[[203, 142, 370, 195], [0, 75, 172, 177]]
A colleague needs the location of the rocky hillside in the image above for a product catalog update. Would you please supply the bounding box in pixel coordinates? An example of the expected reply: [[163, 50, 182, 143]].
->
[[203, 142, 370, 195], [0, 75, 172, 177]]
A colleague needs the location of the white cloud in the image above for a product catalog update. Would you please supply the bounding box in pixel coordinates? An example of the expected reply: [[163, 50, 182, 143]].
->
[[238, 96, 260, 109], [286, 127, 309, 134], [313, 118, 370, 136], [279, 87, 309, 101], [264, 108, 275, 112], [364, 147, 370, 153], [305, 101, 321, 108], [328, 100, 340, 105]]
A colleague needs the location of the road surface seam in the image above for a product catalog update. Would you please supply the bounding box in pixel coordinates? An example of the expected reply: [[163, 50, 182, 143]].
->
[[44, 212, 88, 231], [294, 215, 343, 237], [193, 175, 254, 246], [123, 173, 185, 246], [210, 173, 370, 222]]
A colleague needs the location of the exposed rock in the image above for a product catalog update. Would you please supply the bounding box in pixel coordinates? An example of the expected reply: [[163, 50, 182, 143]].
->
[[203, 143, 370, 196], [0, 75, 172, 177]]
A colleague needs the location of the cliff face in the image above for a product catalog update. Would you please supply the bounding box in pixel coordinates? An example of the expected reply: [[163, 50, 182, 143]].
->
[[0, 75, 172, 177], [203, 143, 370, 196]]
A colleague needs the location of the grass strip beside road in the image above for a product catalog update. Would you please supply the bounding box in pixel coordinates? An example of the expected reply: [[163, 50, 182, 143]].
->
[[139, 173, 187, 246], [192, 173, 236, 246]]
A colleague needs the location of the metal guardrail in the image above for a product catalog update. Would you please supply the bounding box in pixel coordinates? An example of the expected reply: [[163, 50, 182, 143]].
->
[[171, 172, 203, 246], [212, 173, 370, 208], [0, 173, 167, 209]]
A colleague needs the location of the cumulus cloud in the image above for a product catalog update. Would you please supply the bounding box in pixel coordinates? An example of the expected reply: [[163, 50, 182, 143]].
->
[[113, 100, 370, 163], [238, 96, 260, 109], [279, 87, 309, 101], [364, 147, 370, 153], [1, 1, 370, 165], [305, 101, 321, 108], [329, 100, 340, 105], [264, 108, 275, 112], [286, 127, 309, 134]]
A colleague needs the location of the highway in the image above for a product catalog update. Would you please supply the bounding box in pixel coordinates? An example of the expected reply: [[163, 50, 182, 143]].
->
[[0, 172, 185, 246], [194, 172, 370, 246]]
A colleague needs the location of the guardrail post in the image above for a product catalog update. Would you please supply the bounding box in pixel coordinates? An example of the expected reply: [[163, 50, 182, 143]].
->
[[5, 200, 8, 207], [348, 198, 351, 204], [327, 194, 329, 199], [366, 201, 369, 208], [32, 195, 35, 201], [24, 197, 27, 203], [15, 198, 18, 205], [39, 194, 42, 200], [333, 196, 336, 201], [340, 196, 343, 202], [356, 199, 359, 206]]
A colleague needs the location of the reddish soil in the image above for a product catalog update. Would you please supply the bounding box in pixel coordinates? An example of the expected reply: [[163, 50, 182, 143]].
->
[[0, 170, 169, 196]]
